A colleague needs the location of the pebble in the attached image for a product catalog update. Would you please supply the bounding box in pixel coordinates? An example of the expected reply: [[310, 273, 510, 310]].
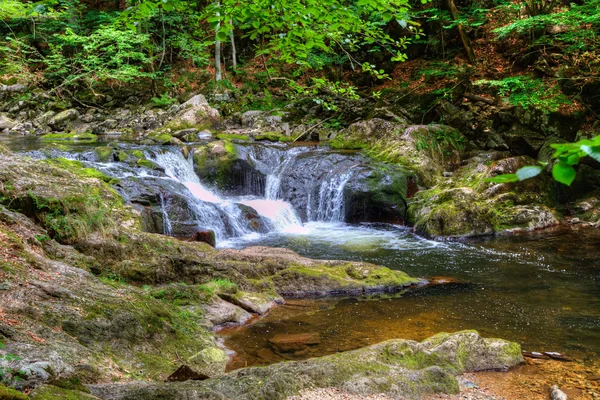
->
[[550, 385, 568, 400]]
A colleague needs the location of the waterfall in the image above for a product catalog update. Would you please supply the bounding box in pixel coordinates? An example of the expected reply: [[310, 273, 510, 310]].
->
[[149, 150, 256, 240], [313, 167, 356, 223], [159, 192, 173, 236], [241, 145, 309, 200], [238, 199, 304, 232]]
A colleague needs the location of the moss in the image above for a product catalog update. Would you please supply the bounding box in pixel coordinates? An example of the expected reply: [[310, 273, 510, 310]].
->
[[29, 385, 96, 400], [0, 385, 28, 400], [328, 136, 367, 150], [131, 150, 144, 159], [255, 132, 293, 142], [149, 133, 173, 145], [43, 158, 117, 184], [136, 158, 158, 169], [93, 146, 113, 162], [47, 377, 89, 393], [40, 133, 97, 143], [215, 133, 251, 141]]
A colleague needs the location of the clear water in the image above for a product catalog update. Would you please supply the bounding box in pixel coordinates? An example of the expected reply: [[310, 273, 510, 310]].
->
[[220, 224, 600, 371]]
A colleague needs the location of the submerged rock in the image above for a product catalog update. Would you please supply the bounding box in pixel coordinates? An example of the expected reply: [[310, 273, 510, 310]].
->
[[87, 330, 523, 400], [269, 333, 321, 353]]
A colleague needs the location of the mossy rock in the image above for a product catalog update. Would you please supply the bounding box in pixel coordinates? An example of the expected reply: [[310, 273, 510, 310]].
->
[[40, 133, 97, 143], [215, 133, 251, 141], [29, 385, 99, 400], [254, 132, 293, 142], [87, 331, 523, 400], [93, 146, 113, 162], [0, 385, 28, 400], [0, 151, 126, 243]]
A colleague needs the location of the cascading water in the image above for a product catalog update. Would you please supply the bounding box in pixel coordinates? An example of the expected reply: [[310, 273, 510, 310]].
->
[[158, 192, 173, 236], [149, 150, 257, 241], [241, 144, 361, 223], [312, 167, 356, 222]]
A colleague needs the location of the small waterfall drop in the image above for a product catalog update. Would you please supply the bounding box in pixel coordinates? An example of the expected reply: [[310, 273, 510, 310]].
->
[[313, 168, 356, 223], [159, 192, 173, 236], [149, 150, 256, 240]]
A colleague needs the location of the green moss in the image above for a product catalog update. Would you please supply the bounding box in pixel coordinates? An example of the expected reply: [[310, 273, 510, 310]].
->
[[0, 385, 28, 400], [43, 158, 117, 184], [47, 377, 89, 393], [93, 146, 113, 162], [328, 136, 367, 150], [131, 150, 144, 159], [255, 132, 293, 142], [29, 385, 96, 400], [215, 133, 251, 141], [136, 158, 158, 169], [150, 133, 173, 144], [40, 133, 97, 143]]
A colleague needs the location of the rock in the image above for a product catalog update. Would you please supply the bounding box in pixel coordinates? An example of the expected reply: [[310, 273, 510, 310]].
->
[[220, 291, 283, 315], [201, 298, 253, 327], [269, 333, 321, 353], [173, 128, 197, 139], [166, 365, 209, 382], [0, 115, 17, 130], [30, 385, 101, 399], [187, 347, 229, 377], [88, 331, 523, 400], [192, 230, 216, 247], [409, 153, 559, 239], [48, 109, 79, 130], [550, 385, 568, 400], [174, 94, 219, 126], [210, 144, 227, 155]]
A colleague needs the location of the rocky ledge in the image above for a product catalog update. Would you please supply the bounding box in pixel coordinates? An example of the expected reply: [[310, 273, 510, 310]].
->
[[58, 330, 523, 400]]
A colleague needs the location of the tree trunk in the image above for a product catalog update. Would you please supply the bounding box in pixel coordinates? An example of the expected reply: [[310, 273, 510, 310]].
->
[[230, 18, 237, 70], [447, 0, 476, 64], [215, 2, 222, 81]]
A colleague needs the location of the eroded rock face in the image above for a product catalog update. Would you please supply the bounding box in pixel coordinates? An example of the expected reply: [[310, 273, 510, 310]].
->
[[85, 331, 523, 400]]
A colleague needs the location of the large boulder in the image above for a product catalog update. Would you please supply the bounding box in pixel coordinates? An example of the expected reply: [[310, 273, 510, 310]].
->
[[48, 109, 79, 131], [409, 152, 560, 238], [86, 330, 523, 400], [330, 119, 466, 187], [0, 114, 17, 130], [173, 94, 219, 128]]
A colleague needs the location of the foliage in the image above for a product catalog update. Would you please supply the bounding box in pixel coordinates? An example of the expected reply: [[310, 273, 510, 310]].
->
[[487, 135, 600, 186], [45, 26, 156, 92], [473, 76, 570, 112], [0, 341, 21, 382], [150, 93, 177, 107]]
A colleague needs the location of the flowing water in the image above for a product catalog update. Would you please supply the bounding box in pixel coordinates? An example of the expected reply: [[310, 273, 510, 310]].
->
[[2, 136, 599, 379]]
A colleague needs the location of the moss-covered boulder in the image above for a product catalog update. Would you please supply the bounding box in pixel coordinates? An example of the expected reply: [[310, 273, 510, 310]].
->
[[0, 152, 126, 242], [87, 330, 523, 400], [329, 119, 466, 187], [408, 152, 560, 238]]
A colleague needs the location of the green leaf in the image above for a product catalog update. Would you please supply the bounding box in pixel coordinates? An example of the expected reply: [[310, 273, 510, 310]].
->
[[552, 162, 577, 186], [516, 165, 542, 181], [216, 31, 228, 41], [581, 145, 600, 163], [485, 174, 519, 183]]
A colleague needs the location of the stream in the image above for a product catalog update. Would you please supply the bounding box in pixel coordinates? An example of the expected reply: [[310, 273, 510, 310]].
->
[[3, 135, 599, 376]]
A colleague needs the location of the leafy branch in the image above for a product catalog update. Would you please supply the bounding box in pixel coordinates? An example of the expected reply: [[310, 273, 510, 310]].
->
[[486, 135, 600, 186]]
